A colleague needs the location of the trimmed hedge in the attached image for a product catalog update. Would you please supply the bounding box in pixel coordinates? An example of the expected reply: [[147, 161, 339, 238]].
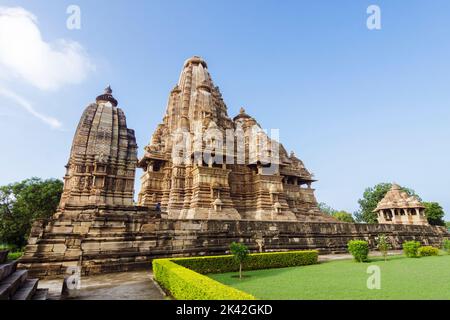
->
[[152, 250, 319, 300], [152, 259, 255, 300], [172, 250, 319, 274], [418, 246, 439, 257]]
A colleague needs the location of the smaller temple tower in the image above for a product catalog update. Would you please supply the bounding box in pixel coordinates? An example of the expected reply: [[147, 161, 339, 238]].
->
[[374, 184, 428, 225], [59, 86, 138, 209], [20, 87, 146, 277]]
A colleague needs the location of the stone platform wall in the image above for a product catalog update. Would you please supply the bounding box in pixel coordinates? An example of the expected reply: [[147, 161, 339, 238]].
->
[[18, 210, 448, 278]]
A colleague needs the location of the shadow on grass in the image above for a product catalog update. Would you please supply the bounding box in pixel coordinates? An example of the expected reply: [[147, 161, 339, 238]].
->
[[230, 275, 252, 279]]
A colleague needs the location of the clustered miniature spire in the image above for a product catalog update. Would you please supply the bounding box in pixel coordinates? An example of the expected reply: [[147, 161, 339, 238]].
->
[[137, 56, 335, 222]]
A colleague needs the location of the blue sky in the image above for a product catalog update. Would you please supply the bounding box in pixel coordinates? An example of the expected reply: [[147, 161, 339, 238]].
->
[[0, 0, 449, 219]]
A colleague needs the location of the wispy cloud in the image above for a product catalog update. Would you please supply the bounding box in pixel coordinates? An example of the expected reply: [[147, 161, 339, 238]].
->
[[0, 6, 94, 91], [0, 86, 62, 129], [0, 6, 95, 128]]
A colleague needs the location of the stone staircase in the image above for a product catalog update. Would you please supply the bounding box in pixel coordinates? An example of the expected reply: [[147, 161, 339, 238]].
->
[[0, 251, 48, 300]]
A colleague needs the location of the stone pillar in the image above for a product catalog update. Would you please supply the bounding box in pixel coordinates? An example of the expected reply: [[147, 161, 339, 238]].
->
[[378, 210, 386, 223], [390, 209, 397, 223]]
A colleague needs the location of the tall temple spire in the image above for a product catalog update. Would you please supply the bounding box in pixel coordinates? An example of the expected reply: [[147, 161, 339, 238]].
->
[[138, 57, 335, 222]]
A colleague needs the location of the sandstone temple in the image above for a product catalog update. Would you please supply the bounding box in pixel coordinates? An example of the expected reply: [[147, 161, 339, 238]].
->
[[374, 184, 428, 226], [137, 56, 332, 222], [18, 57, 447, 277]]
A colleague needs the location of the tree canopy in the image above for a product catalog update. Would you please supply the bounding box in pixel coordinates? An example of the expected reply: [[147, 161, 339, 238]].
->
[[318, 202, 337, 216], [332, 211, 355, 223], [423, 202, 446, 226], [0, 177, 63, 248], [318, 203, 355, 223], [354, 183, 419, 224]]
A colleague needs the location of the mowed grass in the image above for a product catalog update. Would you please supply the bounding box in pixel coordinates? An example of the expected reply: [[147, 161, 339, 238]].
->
[[209, 254, 450, 300]]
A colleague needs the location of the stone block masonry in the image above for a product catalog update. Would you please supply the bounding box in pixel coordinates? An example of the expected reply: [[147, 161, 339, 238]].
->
[[18, 209, 447, 278], [17, 58, 449, 279]]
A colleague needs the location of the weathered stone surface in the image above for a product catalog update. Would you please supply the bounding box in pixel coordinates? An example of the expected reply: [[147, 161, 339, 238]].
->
[[375, 184, 428, 225], [17, 60, 449, 279], [19, 211, 448, 278], [52, 244, 67, 254], [137, 56, 335, 223], [59, 87, 137, 209]]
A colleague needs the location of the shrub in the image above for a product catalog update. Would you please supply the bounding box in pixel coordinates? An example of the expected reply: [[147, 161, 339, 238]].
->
[[403, 241, 421, 258], [7, 251, 23, 261], [417, 246, 439, 257], [347, 240, 369, 262], [152, 259, 255, 300], [442, 239, 450, 254], [173, 250, 319, 274]]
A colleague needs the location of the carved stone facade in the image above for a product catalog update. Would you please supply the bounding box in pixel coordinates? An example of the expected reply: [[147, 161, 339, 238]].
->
[[138, 56, 334, 222], [374, 184, 428, 225], [18, 59, 447, 278], [60, 87, 137, 208], [20, 216, 447, 277]]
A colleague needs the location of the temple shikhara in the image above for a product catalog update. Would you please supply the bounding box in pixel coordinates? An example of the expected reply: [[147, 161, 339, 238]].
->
[[59, 86, 138, 209], [138, 56, 332, 222], [374, 184, 428, 226], [18, 57, 447, 277]]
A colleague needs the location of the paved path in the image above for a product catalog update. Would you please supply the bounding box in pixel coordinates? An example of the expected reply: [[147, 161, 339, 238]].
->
[[39, 270, 165, 300], [318, 250, 403, 262]]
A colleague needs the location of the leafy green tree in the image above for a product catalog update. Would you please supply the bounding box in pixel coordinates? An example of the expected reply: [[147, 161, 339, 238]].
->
[[446, 222, 450, 231], [423, 202, 446, 226], [0, 178, 63, 248], [376, 234, 391, 261], [318, 202, 337, 216], [230, 242, 249, 279], [332, 211, 355, 223], [319, 203, 355, 223], [354, 183, 419, 224]]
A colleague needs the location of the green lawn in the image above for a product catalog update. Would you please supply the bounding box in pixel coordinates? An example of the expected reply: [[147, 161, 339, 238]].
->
[[209, 254, 450, 300]]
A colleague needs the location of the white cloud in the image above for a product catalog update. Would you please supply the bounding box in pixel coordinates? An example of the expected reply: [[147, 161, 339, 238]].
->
[[0, 86, 62, 129], [0, 6, 94, 91]]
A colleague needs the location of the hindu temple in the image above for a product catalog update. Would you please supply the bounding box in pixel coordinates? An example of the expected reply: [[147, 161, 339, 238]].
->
[[374, 184, 428, 225], [18, 57, 447, 277], [138, 56, 333, 222]]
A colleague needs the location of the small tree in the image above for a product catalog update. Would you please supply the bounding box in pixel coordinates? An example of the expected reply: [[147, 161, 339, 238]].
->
[[230, 242, 249, 279], [376, 234, 391, 261], [442, 239, 450, 254]]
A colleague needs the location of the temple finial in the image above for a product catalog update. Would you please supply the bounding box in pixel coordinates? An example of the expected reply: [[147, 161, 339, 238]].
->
[[96, 85, 118, 107], [105, 85, 112, 94]]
